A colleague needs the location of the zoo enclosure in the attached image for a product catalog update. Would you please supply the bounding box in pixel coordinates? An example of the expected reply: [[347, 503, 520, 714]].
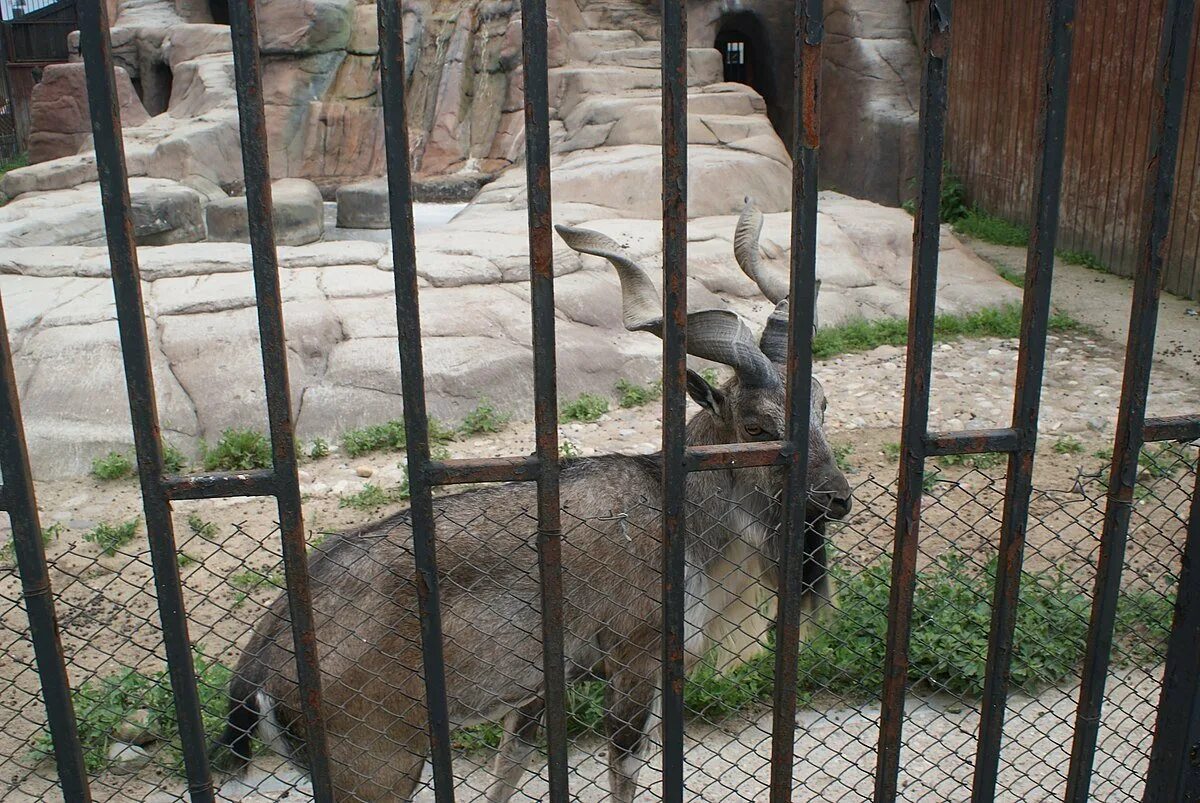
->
[[0, 1, 1198, 803], [943, 0, 1200, 300]]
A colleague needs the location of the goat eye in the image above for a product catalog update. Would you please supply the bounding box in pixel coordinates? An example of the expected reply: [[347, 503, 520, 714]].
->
[[744, 424, 764, 438]]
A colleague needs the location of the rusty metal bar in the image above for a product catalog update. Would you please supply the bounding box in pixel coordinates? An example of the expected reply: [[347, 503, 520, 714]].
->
[[0, 291, 91, 801], [923, 427, 1020, 456], [223, 0, 334, 795], [161, 469, 278, 500], [519, 0, 568, 794], [1143, 414, 1200, 443], [1142, 462, 1200, 801], [685, 441, 791, 472], [873, 2, 952, 800], [1066, 2, 1197, 799], [660, 0, 688, 796], [768, 1, 821, 799], [376, 0, 455, 798], [77, 6, 215, 799], [425, 456, 541, 486], [971, 1, 1076, 797]]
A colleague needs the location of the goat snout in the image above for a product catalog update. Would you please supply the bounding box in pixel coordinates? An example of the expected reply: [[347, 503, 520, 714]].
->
[[810, 471, 852, 520]]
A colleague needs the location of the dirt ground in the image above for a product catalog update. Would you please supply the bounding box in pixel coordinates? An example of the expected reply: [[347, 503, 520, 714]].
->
[[1, 327, 1196, 802]]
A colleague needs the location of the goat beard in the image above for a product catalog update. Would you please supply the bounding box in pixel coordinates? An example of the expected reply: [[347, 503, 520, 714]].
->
[[707, 516, 835, 674]]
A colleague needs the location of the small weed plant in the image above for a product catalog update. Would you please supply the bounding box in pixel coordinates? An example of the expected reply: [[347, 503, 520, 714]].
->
[[0, 523, 63, 566], [84, 519, 141, 556], [1053, 437, 1084, 455], [202, 429, 271, 471], [339, 482, 411, 512], [561, 393, 609, 423], [461, 401, 510, 435], [615, 379, 662, 408], [91, 452, 133, 481]]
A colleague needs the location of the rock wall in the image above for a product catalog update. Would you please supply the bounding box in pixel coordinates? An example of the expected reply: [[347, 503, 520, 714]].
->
[[259, 0, 576, 193]]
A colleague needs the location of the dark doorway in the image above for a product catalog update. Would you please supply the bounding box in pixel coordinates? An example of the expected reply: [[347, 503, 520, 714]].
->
[[208, 0, 229, 25], [714, 12, 783, 137]]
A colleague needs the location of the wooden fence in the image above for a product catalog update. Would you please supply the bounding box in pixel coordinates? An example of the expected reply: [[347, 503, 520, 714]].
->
[[943, 0, 1200, 300]]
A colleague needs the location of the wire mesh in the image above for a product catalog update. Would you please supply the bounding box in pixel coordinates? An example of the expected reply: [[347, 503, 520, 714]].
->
[[1, 440, 1193, 801]]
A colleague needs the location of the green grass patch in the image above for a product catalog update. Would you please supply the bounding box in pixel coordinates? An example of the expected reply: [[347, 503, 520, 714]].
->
[[450, 552, 1174, 752], [460, 400, 510, 435], [177, 552, 198, 568], [1058, 250, 1106, 271], [0, 522, 64, 566], [162, 442, 188, 473], [1053, 437, 1084, 455], [615, 378, 662, 409], [307, 438, 330, 460], [559, 440, 581, 458], [953, 209, 1030, 247], [561, 393, 609, 423], [91, 452, 134, 481], [342, 419, 454, 458], [186, 513, 218, 541], [812, 305, 1082, 360], [832, 443, 855, 473], [202, 429, 271, 471], [83, 519, 141, 557], [883, 442, 902, 460], [30, 648, 233, 775], [339, 481, 411, 512]]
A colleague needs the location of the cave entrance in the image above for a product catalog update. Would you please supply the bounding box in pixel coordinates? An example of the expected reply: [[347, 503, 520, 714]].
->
[[132, 61, 173, 116], [208, 0, 229, 25], [714, 12, 784, 137]]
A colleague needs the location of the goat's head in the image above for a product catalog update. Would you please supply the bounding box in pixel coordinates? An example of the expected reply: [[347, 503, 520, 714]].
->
[[555, 202, 851, 521]]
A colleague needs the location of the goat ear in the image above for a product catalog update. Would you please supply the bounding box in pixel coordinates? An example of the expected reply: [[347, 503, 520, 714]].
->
[[686, 368, 724, 414]]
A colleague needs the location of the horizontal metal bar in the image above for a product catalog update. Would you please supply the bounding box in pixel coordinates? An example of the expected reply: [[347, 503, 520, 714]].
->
[[685, 441, 790, 472], [425, 455, 541, 485], [1143, 414, 1200, 443], [162, 469, 278, 500], [924, 427, 1020, 456]]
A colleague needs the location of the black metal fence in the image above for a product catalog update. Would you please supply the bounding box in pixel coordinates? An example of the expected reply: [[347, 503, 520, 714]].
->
[[0, 0, 1197, 801]]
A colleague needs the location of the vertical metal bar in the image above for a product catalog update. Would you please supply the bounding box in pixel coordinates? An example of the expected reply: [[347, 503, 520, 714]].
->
[[376, 1, 455, 799], [767, 1, 821, 800], [1142, 462, 1200, 801], [519, 0, 568, 797], [970, 2, 1076, 799], [0, 292, 92, 802], [224, 0, 334, 797], [77, 7, 215, 800], [660, 0, 688, 798], [872, 3, 951, 800], [1065, 2, 1197, 799]]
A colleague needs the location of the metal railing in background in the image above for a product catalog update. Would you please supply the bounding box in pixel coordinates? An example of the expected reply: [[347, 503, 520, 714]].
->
[[0, 0, 1194, 802]]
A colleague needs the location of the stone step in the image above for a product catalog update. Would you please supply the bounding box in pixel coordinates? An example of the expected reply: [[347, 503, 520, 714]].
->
[[566, 29, 644, 62], [550, 67, 718, 118], [590, 45, 722, 72]]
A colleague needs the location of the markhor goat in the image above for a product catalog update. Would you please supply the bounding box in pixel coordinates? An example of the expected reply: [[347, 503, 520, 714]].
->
[[214, 202, 851, 801]]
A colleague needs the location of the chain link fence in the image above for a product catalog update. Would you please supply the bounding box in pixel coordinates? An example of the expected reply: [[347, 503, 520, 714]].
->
[[2, 440, 1193, 801]]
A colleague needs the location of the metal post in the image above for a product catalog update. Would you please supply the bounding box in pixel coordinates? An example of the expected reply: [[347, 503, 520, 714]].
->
[[873, 2, 952, 800], [1066, 2, 1197, 799], [223, 0, 334, 796], [768, 1, 821, 799], [76, 5, 214, 798], [660, 0, 688, 797], [0, 291, 91, 801], [376, 0, 456, 798], [970, 2, 1076, 799]]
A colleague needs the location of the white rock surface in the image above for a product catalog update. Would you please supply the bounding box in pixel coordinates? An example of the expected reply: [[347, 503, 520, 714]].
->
[[2, 192, 1020, 478]]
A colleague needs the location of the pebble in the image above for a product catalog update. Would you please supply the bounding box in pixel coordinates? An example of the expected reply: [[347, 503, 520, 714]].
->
[[113, 709, 155, 746], [356, 466, 374, 478], [107, 742, 152, 773]]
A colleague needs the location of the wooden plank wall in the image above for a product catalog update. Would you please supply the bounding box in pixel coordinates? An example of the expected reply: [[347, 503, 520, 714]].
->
[[943, 1, 1200, 300]]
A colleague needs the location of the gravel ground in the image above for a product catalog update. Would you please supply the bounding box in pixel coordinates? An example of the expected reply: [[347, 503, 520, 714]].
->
[[2, 325, 1195, 802]]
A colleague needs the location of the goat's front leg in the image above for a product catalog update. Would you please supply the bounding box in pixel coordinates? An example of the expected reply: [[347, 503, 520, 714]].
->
[[603, 651, 660, 803], [486, 697, 543, 803]]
